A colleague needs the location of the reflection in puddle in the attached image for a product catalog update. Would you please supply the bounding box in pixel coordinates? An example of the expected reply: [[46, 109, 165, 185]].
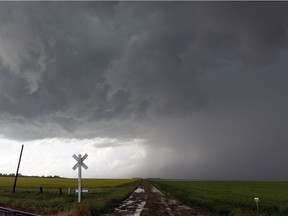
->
[[107, 186, 146, 216]]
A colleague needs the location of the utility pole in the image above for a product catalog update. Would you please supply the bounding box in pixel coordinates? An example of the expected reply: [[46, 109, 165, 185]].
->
[[13, 144, 24, 193]]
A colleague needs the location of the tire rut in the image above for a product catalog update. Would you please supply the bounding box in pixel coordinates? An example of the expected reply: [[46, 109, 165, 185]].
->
[[104, 180, 214, 216]]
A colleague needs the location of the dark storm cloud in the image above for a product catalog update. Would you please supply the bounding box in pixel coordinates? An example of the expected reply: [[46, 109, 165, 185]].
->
[[106, 2, 288, 118], [1, 2, 288, 178], [0, 2, 130, 139]]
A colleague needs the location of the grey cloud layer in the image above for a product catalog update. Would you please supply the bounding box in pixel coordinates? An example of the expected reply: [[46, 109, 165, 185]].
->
[[1, 2, 288, 178]]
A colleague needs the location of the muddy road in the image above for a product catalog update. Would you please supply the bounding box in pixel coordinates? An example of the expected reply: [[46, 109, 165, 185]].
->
[[104, 180, 214, 216]]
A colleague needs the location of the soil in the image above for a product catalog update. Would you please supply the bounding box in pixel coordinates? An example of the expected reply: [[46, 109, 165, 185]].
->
[[103, 180, 214, 216]]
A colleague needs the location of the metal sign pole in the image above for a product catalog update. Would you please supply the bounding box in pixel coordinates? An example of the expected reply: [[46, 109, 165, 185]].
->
[[72, 153, 88, 203], [78, 154, 82, 203]]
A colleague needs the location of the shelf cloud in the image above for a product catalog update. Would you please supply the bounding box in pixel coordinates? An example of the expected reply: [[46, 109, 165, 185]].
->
[[1, 2, 288, 179]]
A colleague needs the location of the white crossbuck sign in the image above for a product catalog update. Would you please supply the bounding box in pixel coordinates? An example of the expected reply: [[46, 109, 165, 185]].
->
[[73, 154, 88, 170], [72, 154, 88, 203]]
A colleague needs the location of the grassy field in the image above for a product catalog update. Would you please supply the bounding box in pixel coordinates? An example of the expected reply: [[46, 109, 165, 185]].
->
[[152, 180, 288, 216], [0, 177, 138, 215]]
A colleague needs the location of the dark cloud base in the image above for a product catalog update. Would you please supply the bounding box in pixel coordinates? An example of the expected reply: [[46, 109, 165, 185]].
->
[[1, 2, 288, 179]]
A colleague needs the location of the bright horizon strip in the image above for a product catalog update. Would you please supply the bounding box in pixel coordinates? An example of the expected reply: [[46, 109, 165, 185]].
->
[[0, 136, 147, 178]]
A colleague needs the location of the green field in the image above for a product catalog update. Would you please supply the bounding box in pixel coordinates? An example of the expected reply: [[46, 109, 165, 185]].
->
[[153, 180, 288, 216], [0, 177, 138, 215]]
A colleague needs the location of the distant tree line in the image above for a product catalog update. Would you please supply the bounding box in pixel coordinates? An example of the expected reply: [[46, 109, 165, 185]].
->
[[0, 173, 61, 178]]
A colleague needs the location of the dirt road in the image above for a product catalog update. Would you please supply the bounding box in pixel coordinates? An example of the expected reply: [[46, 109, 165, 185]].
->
[[104, 180, 214, 216]]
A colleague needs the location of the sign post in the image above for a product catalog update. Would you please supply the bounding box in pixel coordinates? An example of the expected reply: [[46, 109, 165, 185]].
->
[[72, 153, 88, 203], [254, 197, 259, 210]]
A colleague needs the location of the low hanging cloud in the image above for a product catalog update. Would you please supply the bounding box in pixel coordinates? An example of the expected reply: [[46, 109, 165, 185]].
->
[[1, 2, 288, 178], [0, 3, 47, 94]]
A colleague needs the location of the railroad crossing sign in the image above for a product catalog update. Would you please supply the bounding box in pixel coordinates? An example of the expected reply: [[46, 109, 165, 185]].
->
[[73, 154, 88, 170], [72, 154, 88, 203]]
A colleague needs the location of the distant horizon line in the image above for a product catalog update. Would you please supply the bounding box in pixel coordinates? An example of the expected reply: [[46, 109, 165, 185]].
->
[[1, 174, 288, 181]]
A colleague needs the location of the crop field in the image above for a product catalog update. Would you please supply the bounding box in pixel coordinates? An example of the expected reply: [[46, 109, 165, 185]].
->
[[153, 180, 288, 216], [0, 177, 138, 215]]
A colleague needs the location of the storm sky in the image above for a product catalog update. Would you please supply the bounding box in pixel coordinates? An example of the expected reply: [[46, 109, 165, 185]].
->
[[1, 2, 288, 179]]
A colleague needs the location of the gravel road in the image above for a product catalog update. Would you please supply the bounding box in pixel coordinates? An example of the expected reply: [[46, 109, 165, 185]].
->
[[103, 180, 214, 216]]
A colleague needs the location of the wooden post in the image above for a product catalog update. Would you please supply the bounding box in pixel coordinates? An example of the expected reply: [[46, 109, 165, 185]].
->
[[13, 145, 24, 193]]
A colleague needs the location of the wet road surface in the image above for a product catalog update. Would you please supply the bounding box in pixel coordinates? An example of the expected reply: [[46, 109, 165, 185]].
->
[[104, 180, 214, 216]]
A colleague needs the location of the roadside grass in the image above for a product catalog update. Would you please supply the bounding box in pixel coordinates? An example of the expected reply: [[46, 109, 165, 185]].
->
[[0, 177, 138, 215], [152, 180, 288, 216], [75, 184, 138, 216]]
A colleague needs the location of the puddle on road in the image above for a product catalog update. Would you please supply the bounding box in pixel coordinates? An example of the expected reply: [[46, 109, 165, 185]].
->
[[105, 186, 146, 216], [151, 186, 164, 195], [133, 201, 146, 216], [134, 187, 145, 193]]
